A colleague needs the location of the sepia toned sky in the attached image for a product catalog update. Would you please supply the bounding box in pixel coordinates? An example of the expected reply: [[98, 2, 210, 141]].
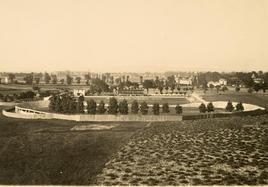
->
[[0, 0, 268, 73]]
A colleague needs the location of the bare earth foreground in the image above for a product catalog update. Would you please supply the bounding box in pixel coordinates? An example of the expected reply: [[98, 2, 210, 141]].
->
[[97, 115, 268, 185]]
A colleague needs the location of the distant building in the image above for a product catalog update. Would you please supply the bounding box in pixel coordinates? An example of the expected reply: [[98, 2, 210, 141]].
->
[[219, 79, 227, 85], [179, 79, 192, 85], [73, 89, 86, 97], [117, 89, 144, 96], [251, 73, 264, 84], [207, 78, 227, 87]]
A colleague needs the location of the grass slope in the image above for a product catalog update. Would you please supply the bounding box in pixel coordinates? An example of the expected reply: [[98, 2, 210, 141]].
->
[[0, 106, 146, 185]]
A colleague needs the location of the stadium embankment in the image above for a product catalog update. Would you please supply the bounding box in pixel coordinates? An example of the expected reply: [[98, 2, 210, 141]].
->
[[2, 106, 183, 122], [2, 99, 266, 122]]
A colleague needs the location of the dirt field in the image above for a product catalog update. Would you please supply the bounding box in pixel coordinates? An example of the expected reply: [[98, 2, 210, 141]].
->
[[97, 115, 268, 185], [0, 105, 146, 185]]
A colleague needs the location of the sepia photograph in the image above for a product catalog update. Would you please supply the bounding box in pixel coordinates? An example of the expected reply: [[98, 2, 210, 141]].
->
[[0, 0, 267, 186]]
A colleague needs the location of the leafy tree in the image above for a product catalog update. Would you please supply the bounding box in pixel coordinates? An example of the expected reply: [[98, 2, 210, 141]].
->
[[4, 94, 14, 102], [215, 85, 220, 93], [49, 95, 56, 111], [87, 99, 97, 114], [24, 74, 34, 84], [54, 95, 62, 112], [0, 93, 4, 101], [143, 79, 155, 93], [18, 91, 35, 99], [152, 103, 160, 115], [209, 84, 214, 89], [75, 77, 81, 84], [97, 100, 106, 114], [44, 73, 51, 84], [247, 88, 253, 94], [175, 104, 182, 114], [131, 100, 139, 114], [89, 78, 110, 94], [202, 80, 208, 93], [108, 97, 118, 114], [32, 85, 40, 91], [76, 96, 84, 113], [119, 99, 128, 115], [60, 79, 64, 84], [66, 75, 73, 85], [84, 73, 91, 85], [140, 102, 149, 115], [61, 94, 70, 113], [34, 77, 40, 84], [199, 103, 207, 113], [51, 74, 57, 84], [162, 103, 170, 113], [221, 86, 228, 92], [207, 102, 214, 112], [67, 97, 76, 114], [167, 75, 176, 93], [253, 83, 261, 92], [225, 100, 234, 112], [8, 73, 15, 83], [236, 102, 244, 111]]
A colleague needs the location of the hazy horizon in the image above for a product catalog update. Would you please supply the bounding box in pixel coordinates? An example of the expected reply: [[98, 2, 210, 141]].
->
[[0, 0, 268, 72]]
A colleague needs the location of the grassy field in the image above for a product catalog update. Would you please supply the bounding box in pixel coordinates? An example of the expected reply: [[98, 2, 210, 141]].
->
[[0, 106, 146, 185], [200, 91, 268, 109], [97, 115, 268, 185], [84, 96, 190, 105]]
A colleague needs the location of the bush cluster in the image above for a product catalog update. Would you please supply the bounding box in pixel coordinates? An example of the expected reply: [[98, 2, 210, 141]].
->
[[199, 101, 245, 113], [0, 91, 36, 102]]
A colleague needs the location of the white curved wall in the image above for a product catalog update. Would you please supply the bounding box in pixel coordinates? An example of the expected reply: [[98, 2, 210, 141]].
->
[[181, 101, 265, 111]]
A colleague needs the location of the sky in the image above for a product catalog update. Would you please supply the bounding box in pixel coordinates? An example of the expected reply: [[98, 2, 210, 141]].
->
[[0, 0, 268, 73]]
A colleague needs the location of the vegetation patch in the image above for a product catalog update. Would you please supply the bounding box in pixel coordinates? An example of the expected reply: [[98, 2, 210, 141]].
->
[[97, 115, 268, 185]]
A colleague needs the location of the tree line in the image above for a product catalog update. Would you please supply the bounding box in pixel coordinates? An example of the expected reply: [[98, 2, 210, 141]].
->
[[198, 101, 244, 113], [49, 94, 183, 115]]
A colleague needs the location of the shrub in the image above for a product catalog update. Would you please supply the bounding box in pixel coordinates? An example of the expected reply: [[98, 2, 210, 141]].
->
[[76, 95, 84, 113], [118, 99, 128, 115], [207, 102, 214, 112], [235, 86, 240, 92], [152, 103, 160, 115], [140, 102, 149, 115], [248, 88, 253, 94], [4, 94, 14, 102], [236, 102, 244, 111], [131, 100, 139, 114], [0, 93, 4, 101], [199, 103, 207, 113], [18, 91, 35, 99], [175, 104, 183, 114], [87, 99, 97, 114], [225, 100, 234, 112], [107, 97, 118, 114], [97, 100, 106, 114], [162, 103, 170, 113], [221, 86, 228, 92]]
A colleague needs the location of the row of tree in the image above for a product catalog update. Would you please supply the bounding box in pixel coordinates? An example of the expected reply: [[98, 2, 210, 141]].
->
[[0, 91, 36, 102], [49, 94, 183, 115], [198, 101, 244, 113]]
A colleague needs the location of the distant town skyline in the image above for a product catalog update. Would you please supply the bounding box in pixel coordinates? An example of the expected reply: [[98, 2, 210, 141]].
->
[[0, 0, 268, 72]]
